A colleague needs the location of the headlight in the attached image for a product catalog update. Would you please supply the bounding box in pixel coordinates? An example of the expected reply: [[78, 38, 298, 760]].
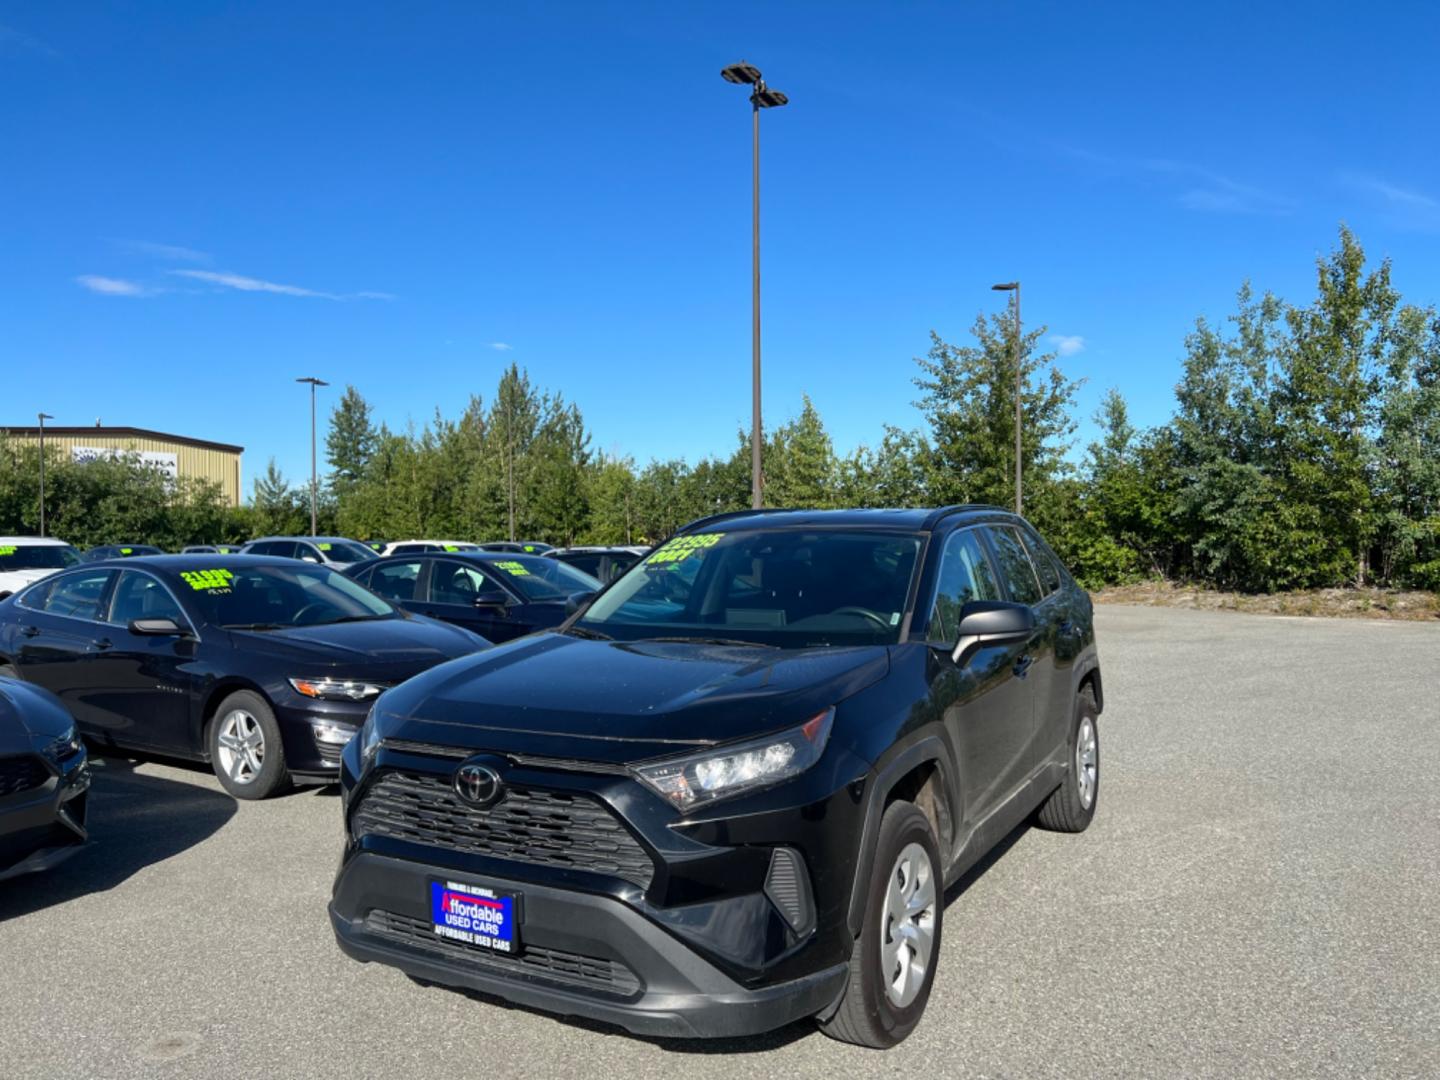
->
[[632, 708, 834, 811], [358, 709, 382, 764], [288, 677, 385, 702], [39, 723, 83, 765]]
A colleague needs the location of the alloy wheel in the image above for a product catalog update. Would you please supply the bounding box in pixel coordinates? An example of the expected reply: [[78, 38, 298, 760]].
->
[[1076, 716, 1098, 809], [216, 709, 265, 785], [880, 841, 937, 1008]]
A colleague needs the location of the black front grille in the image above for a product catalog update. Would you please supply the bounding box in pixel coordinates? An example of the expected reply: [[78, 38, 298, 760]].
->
[[364, 909, 641, 997], [353, 770, 655, 889], [0, 755, 49, 798]]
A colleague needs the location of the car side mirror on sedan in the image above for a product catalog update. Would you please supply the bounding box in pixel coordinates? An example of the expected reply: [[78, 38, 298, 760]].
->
[[950, 601, 1035, 667], [472, 592, 512, 612], [565, 590, 598, 616], [128, 617, 191, 637]]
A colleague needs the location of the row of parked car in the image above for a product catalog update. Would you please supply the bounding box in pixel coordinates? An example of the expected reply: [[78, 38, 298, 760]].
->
[[0, 507, 1106, 1049]]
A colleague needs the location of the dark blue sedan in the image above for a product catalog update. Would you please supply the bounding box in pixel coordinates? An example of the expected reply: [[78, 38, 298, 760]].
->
[[345, 551, 600, 643], [0, 556, 488, 799]]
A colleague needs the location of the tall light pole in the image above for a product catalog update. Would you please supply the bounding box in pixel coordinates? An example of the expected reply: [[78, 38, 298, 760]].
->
[[295, 377, 329, 535], [37, 412, 54, 537], [722, 61, 789, 509], [991, 282, 1022, 515]]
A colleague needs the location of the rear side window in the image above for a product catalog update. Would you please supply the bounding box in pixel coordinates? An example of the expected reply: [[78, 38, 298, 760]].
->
[[370, 561, 423, 601], [1018, 527, 1063, 596], [927, 530, 1000, 644], [559, 553, 605, 579], [985, 526, 1042, 606], [39, 570, 115, 621], [391, 544, 428, 555], [429, 562, 495, 604]]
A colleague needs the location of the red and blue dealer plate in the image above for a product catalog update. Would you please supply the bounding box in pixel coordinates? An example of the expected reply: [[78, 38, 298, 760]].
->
[[430, 879, 521, 954]]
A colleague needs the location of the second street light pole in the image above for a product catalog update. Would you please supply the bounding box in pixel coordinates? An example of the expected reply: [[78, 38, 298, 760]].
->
[[722, 61, 789, 510], [991, 281, 1022, 515], [296, 377, 329, 535], [37, 411, 54, 537]]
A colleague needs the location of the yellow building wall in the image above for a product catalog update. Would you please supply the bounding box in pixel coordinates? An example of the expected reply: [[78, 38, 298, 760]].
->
[[9, 433, 242, 506]]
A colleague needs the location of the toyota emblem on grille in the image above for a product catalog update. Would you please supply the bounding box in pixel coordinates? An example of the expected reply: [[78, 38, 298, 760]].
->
[[453, 762, 503, 807]]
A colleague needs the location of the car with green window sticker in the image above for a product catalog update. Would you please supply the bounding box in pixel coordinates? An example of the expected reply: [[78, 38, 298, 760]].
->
[[181, 544, 245, 555], [81, 544, 164, 562], [240, 536, 378, 571], [0, 537, 85, 600]]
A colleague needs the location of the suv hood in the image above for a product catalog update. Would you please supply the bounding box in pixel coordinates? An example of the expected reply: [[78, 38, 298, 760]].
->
[[372, 632, 891, 764]]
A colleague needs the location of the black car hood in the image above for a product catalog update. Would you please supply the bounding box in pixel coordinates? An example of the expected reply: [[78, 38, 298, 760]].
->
[[373, 632, 890, 764], [224, 617, 484, 678], [0, 677, 75, 748]]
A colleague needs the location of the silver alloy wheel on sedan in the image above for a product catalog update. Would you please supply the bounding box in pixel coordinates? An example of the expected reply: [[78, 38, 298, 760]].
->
[[215, 708, 265, 786], [881, 841, 937, 1008], [1076, 716, 1098, 809]]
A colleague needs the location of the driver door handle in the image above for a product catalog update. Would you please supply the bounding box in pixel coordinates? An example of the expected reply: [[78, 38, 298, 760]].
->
[[21, 625, 40, 638], [94, 638, 113, 651]]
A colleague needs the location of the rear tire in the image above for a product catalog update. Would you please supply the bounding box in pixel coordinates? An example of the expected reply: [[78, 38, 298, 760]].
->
[[818, 800, 943, 1048], [207, 690, 292, 800], [1036, 686, 1099, 833]]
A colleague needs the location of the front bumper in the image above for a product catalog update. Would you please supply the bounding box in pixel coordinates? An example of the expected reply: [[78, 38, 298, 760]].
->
[[0, 745, 90, 882], [272, 693, 367, 780], [330, 852, 848, 1038]]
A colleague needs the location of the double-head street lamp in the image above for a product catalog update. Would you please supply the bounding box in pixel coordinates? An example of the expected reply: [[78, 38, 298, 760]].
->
[[295, 377, 329, 535], [991, 281, 1022, 515], [721, 61, 789, 510], [37, 411, 54, 537]]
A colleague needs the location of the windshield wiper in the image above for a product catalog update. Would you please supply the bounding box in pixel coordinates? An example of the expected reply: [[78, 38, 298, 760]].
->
[[222, 623, 285, 631], [643, 636, 779, 649], [320, 614, 391, 625], [564, 625, 614, 641]]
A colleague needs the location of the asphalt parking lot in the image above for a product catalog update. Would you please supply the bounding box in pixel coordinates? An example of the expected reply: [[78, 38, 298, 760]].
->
[[2, 605, 1437, 1079]]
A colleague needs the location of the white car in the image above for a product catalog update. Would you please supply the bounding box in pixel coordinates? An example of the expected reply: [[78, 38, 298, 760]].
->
[[381, 540, 481, 556], [0, 537, 83, 599]]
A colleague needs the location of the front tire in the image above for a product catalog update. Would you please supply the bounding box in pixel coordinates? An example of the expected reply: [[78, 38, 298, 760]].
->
[[819, 800, 943, 1048], [207, 690, 291, 800], [1036, 686, 1099, 832]]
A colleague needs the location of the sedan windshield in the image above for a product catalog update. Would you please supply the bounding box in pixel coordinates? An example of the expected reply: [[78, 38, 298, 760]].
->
[[182, 564, 398, 629], [577, 529, 922, 647], [487, 556, 601, 600], [0, 544, 82, 570], [320, 540, 378, 565]]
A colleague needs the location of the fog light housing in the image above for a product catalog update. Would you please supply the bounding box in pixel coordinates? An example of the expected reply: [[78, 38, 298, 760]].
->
[[311, 720, 358, 748], [764, 846, 815, 935]]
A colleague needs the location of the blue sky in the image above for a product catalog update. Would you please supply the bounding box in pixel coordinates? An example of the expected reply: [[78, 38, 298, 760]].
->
[[4, 1, 1439, 493]]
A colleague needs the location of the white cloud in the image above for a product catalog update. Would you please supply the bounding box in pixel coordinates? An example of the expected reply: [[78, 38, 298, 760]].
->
[[1050, 334, 1085, 357], [75, 275, 147, 297], [126, 240, 211, 263], [1341, 174, 1440, 232], [489, 342, 514, 351], [169, 269, 392, 301]]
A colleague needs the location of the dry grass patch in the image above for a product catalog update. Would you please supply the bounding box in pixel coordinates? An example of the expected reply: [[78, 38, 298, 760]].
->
[[1092, 581, 1440, 621]]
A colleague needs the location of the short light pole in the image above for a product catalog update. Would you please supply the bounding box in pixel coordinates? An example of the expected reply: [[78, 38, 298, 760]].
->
[[37, 411, 54, 537], [295, 377, 329, 535], [722, 61, 789, 509], [991, 282, 1022, 515]]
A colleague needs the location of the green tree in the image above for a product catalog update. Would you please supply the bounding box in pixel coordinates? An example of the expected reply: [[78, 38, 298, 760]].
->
[[325, 385, 379, 498]]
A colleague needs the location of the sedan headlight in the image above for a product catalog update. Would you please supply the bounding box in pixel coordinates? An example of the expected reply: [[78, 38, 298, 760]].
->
[[632, 708, 834, 811], [288, 677, 386, 702]]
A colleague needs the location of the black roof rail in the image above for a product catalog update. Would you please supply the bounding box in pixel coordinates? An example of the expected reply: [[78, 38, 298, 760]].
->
[[920, 504, 1013, 528], [677, 506, 795, 534]]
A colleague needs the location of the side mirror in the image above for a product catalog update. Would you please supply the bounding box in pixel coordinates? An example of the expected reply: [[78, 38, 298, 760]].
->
[[950, 601, 1034, 666], [473, 592, 512, 612], [129, 617, 189, 637], [565, 589, 598, 616]]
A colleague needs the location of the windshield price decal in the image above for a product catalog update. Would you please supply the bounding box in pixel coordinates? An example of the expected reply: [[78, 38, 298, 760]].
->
[[444, 544, 460, 552], [120, 548, 133, 555], [180, 568, 235, 592], [318, 543, 333, 551], [647, 533, 722, 566], [494, 560, 530, 576], [0, 546, 15, 556]]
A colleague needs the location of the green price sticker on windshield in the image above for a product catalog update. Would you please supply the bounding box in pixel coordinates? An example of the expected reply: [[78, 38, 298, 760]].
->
[[318, 543, 333, 551], [0, 546, 15, 556], [181, 568, 235, 592], [494, 560, 530, 576], [647, 533, 722, 566], [444, 544, 459, 552], [120, 548, 134, 555]]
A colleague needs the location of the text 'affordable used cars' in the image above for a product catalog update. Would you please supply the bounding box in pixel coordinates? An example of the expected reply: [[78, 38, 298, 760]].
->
[[0, 555, 489, 799], [329, 506, 1104, 1048]]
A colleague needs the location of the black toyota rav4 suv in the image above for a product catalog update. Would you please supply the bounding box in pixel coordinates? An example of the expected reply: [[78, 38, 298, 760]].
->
[[329, 507, 1103, 1047]]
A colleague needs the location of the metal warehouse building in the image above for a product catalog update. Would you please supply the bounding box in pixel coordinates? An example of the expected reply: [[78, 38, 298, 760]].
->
[[1, 426, 244, 507]]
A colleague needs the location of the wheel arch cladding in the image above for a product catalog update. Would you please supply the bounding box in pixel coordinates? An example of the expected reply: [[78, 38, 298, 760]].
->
[[1078, 665, 1103, 713]]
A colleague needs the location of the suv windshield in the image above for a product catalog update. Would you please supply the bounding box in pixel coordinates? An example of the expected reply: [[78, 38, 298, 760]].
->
[[0, 543, 82, 570], [181, 564, 397, 629], [578, 529, 921, 646], [318, 540, 377, 565], [487, 556, 601, 600]]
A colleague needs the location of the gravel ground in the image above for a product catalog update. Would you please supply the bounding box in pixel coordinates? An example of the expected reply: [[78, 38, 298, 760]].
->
[[2, 606, 1437, 1079]]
